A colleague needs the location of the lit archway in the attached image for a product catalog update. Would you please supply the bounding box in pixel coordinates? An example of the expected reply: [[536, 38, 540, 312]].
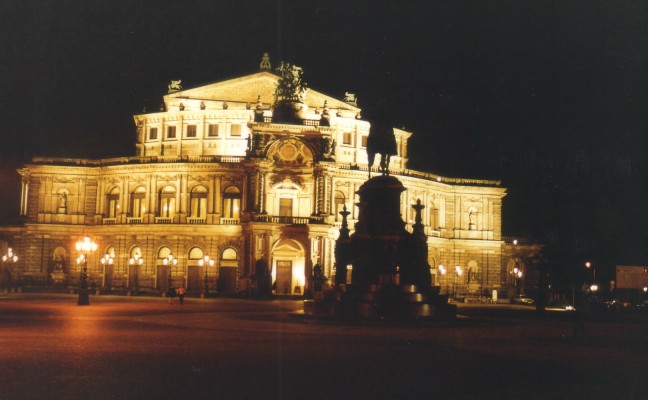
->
[[271, 239, 306, 295]]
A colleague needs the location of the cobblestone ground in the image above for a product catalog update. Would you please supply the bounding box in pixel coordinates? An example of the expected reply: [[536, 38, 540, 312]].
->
[[0, 294, 646, 400]]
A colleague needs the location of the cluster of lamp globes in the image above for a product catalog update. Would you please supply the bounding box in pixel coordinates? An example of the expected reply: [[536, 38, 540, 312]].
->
[[437, 264, 463, 276], [511, 267, 523, 279], [3, 248, 18, 264], [75, 237, 98, 266]]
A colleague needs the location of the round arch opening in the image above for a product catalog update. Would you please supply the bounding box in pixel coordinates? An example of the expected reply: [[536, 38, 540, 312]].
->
[[271, 239, 306, 295]]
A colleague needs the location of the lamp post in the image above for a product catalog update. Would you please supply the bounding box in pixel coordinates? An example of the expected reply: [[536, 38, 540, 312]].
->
[[199, 254, 214, 298], [454, 265, 463, 299], [100, 253, 114, 291], [511, 266, 523, 296], [163, 254, 178, 291], [585, 261, 596, 285], [129, 253, 144, 293], [438, 264, 447, 294], [75, 236, 98, 306], [2, 247, 18, 291]]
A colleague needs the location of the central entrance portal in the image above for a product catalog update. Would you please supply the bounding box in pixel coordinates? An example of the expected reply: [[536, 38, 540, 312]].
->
[[271, 239, 305, 295], [276, 260, 293, 295]]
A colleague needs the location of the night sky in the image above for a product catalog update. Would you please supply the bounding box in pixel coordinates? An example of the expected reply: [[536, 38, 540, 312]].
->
[[1, 1, 647, 283]]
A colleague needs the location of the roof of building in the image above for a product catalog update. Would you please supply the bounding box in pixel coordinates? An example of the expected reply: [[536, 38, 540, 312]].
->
[[164, 71, 360, 113]]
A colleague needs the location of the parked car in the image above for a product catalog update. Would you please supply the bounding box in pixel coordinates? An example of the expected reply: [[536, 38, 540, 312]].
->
[[510, 294, 535, 305], [545, 299, 576, 311], [634, 300, 648, 312]]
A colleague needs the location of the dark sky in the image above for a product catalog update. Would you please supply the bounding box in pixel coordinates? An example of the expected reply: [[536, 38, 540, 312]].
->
[[1, 1, 647, 275]]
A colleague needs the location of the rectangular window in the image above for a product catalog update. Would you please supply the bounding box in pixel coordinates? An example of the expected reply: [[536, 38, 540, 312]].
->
[[279, 198, 293, 217], [223, 197, 240, 219], [149, 128, 158, 140], [131, 194, 145, 218], [160, 196, 175, 218], [361, 135, 368, 147], [208, 124, 219, 137], [343, 132, 352, 145], [186, 125, 197, 138], [190, 197, 207, 218], [167, 126, 176, 139], [230, 124, 242, 137]]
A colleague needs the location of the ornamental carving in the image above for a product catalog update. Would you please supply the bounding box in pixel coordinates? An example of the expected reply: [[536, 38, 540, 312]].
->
[[270, 173, 303, 187], [266, 138, 313, 166]]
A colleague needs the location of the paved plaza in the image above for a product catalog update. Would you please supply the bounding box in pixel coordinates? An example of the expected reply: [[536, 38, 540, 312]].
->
[[0, 294, 646, 400]]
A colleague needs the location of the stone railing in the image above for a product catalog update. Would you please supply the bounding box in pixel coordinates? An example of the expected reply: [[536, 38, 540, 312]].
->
[[252, 214, 325, 225], [97, 214, 328, 226], [30, 154, 245, 167]]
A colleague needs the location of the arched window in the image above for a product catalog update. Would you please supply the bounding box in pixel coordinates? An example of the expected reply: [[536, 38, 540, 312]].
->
[[106, 188, 120, 218], [222, 186, 241, 219], [157, 246, 172, 260], [188, 247, 204, 260], [130, 246, 142, 259], [189, 186, 208, 218], [334, 191, 346, 221], [105, 246, 116, 258], [222, 247, 237, 260], [158, 186, 176, 218], [130, 186, 146, 218]]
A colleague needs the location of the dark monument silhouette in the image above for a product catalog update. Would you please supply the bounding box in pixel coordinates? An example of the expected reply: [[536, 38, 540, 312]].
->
[[304, 123, 456, 319]]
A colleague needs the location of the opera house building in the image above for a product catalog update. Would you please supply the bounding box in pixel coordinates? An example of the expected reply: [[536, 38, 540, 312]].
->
[[0, 56, 540, 299]]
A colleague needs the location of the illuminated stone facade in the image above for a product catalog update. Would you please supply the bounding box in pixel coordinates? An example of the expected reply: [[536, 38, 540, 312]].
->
[[1, 60, 541, 298]]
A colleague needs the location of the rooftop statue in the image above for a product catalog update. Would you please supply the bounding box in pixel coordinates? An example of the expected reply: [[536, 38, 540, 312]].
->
[[275, 62, 308, 102], [168, 80, 182, 93], [366, 121, 397, 177], [259, 52, 272, 70], [343, 92, 358, 107]]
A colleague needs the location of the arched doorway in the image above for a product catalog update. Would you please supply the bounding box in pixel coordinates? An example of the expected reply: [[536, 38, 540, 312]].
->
[[271, 239, 306, 295], [218, 247, 239, 293], [506, 257, 525, 297], [187, 246, 204, 293]]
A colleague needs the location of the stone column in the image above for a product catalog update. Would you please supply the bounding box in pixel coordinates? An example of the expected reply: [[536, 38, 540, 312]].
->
[[260, 172, 267, 214], [122, 178, 130, 223], [96, 178, 104, 218], [207, 174, 215, 217], [214, 175, 222, 217], [20, 178, 29, 216], [76, 178, 83, 216]]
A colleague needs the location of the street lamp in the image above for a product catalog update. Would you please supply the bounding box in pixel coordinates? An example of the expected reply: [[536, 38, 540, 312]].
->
[[100, 253, 114, 290], [163, 254, 178, 290], [75, 236, 98, 306], [454, 265, 463, 298], [2, 247, 18, 290], [129, 253, 144, 293], [199, 254, 215, 298], [511, 266, 523, 295], [585, 261, 596, 285], [438, 264, 447, 294]]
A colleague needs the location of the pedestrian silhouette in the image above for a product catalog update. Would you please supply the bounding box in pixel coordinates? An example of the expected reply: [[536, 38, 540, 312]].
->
[[177, 286, 186, 305], [167, 286, 176, 304]]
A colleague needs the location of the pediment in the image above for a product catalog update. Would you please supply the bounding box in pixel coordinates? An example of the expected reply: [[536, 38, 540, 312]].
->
[[165, 71, 360, 112]]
